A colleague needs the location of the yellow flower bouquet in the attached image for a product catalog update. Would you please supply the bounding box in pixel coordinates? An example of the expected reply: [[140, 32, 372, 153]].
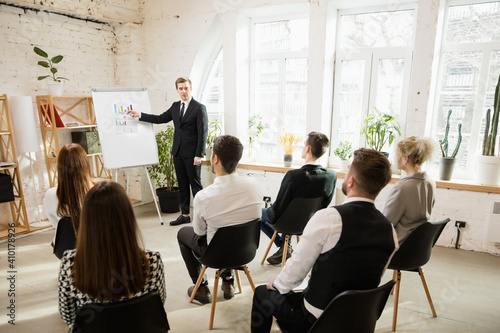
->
[[278, 133, 303, 155]]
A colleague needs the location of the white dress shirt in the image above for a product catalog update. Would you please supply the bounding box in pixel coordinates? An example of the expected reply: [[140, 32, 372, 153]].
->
[[193, 173, 262, 243]]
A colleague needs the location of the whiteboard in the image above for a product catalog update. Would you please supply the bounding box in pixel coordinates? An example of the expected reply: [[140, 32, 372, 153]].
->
[[91, 88, 159, 170]]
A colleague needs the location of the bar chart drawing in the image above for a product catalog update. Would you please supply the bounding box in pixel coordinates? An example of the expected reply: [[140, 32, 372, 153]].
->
[[113, 103, 138, 133]]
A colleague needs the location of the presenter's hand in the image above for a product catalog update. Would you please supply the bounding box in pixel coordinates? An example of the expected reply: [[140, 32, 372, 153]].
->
[[194, 156, 202, 165], [266, 277, 277, 291], [127, 110, 141, 118]]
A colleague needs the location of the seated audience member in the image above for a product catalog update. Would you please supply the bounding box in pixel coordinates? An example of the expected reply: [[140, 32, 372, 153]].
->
[[251, 148, 398, 333], [58, 181, 166, 331], [261, 132, 337, 264], [44, 143, 93, 243], [177, 135, 261, 304], [383, 136, 435, 244]]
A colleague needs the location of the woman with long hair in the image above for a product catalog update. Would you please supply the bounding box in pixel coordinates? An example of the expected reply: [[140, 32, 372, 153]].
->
[[383, 136, 436, 243], [58, 181, 166, 330], [44, 143, 93, 240]]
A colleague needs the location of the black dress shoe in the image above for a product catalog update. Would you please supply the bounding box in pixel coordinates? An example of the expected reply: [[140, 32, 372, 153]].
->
[[170, 215, 191, 226]]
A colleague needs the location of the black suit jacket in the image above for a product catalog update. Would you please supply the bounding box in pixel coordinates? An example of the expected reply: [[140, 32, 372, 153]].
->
[[267, 164, 337, 223], [140, 98, 208, 158]]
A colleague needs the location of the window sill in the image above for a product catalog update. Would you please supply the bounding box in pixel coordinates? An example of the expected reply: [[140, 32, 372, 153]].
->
[[202, 160, 500, 194]]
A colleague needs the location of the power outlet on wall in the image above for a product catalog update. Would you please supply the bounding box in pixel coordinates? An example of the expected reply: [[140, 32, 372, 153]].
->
[[455, 221, 466, 228]]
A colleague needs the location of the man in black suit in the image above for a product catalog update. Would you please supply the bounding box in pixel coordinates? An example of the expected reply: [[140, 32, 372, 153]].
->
[[128, 77, 208, 226], [261, 132, 337, 264]]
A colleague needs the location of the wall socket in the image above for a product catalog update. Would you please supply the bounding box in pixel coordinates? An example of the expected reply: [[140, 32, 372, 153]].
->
[[455, 221, 466, 228], [263, 196, 271, 202]]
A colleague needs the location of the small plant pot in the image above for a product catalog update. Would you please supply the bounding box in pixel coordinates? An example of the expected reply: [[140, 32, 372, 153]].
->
[[439, 157, 456, 181], [284, 154, 293, 167], [48, 82, 63, 96], [156, 187, 180, 213], [476, 155, 500, 186], [339, 159, 349, 172]]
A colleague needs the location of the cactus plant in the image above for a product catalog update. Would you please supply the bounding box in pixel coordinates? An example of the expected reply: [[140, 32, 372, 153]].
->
[[439, 109, 462, 158], [482, 75, 500, 156]]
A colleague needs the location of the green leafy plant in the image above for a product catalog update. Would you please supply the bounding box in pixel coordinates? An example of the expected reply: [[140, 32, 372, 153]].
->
[[248, 114, 267, 143], [206, 118, 222, 149], [334, 141, 353, 160], [360, 108, 401, 151], [33, 47, 68, 82], [439, 109, 462, 158], [148, 126, 178, 191], [482, 75, 500, 156]]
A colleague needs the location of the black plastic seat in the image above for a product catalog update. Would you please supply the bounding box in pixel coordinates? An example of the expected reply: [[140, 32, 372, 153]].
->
[[389, 218, 450, 331], [261, 197, 324, 268], [277, 279, 395, 333], [53, 217, 76, 259], [189, 219, 261, 330], [72, 292, 169, 333]]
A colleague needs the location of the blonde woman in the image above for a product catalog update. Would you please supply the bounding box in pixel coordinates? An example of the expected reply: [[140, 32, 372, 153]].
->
[[383, 136, 436, 243]]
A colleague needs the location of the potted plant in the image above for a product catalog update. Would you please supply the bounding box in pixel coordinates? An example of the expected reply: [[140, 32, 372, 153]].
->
[[278, 132, 303, 167], [148, 126, 180, 213], [206, 118, 222, 158], [438, 109, 462, 181], [33, 47, 68, 96], [248, 114, 267, 160], [477, 75, 500, 185], [360, 107, 401, 156], [334, 141, 353, 172]]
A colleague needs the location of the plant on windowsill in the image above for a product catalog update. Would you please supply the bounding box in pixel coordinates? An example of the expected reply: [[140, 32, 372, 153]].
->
[[438, 109, 462, 181], [278, 132, 302, 167], [206, 118, 222, 158], [248, 114, 267, 160], [360, 107, 401, 156], [334, 141, 353, 172], [477, 75, 500, 185], [148, 126, 180, 213], [33, 46, 68, 96]]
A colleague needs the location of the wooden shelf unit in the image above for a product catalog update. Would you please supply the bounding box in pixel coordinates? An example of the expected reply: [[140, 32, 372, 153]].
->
[[35, 95, 111, 187], [0, 94, 30, 234]]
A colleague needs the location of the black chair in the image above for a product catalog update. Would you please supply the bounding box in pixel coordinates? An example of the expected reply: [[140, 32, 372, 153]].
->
[[389, 218, 450, 331], [280, 280, 395, 333], [72, 292, 169, 333], [189, 219, 261, 330], [53, 217, 76, 260], [261, 197, 324, 268]]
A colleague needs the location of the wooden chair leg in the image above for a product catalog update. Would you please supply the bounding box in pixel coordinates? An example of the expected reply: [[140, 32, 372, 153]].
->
[[243, 265, 256, 291], [390, 270, 397, 295], [281, 235, 290, 270], [234, 270, 242, 294], [392, 270, 401, 332], [418, 267, 437, 317], [189, 265, 208, 303], [209, 270, 221, 330], [261, 231, 278, 264]]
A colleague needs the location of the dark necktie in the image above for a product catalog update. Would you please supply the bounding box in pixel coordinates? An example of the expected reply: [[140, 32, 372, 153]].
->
[[180, 102, 185, 121]]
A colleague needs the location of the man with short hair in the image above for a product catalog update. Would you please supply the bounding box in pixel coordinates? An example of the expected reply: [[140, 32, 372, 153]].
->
[[261, 132, 337, 264], [177, 135, 262, 304], [128, 77, 208, 226], [251, 148, 399, 333]]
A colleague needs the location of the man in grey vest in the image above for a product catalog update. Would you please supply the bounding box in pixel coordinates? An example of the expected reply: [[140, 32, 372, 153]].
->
[[251, 148, 399, 333]]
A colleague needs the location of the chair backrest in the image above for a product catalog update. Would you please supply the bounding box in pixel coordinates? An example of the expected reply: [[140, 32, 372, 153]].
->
[[388, 218, 450, 271], [72, 292, 169, 333], [307, 279, 396, 333], [53, 217, 76, 260], [272, 197, 324, 235], [197, 219, 261, 269]]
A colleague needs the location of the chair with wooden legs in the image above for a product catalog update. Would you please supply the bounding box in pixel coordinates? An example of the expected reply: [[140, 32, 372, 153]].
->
[[189, 219, 261, 330], [260, 197, 324, 268], [388, 218, 450, 331]]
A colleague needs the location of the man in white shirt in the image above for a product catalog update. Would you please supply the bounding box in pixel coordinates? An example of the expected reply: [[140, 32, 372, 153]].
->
[[250, 148, 399, 332], [177, 135, 262, 304]]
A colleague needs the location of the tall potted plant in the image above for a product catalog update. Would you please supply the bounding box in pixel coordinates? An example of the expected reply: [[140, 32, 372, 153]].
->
[[438, 109, 462, 181], [360, 107, 401, 156], [33, 47, 68, 96], [148, 126, 180, 213], [477, 75, 500, 185]]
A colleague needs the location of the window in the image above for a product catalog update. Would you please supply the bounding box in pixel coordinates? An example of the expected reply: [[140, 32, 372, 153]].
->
[[251, 18, 309, 162], [332, 8, 415, 157], [200, 49, 224, 127], [431, 1, 500, 178]]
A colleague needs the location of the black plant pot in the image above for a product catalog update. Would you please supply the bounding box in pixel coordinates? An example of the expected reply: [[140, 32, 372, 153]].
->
[[156, 187, 180, 213]]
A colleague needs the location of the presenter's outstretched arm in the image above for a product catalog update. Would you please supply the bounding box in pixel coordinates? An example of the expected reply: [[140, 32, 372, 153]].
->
[[127, 110, 140, 118]]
